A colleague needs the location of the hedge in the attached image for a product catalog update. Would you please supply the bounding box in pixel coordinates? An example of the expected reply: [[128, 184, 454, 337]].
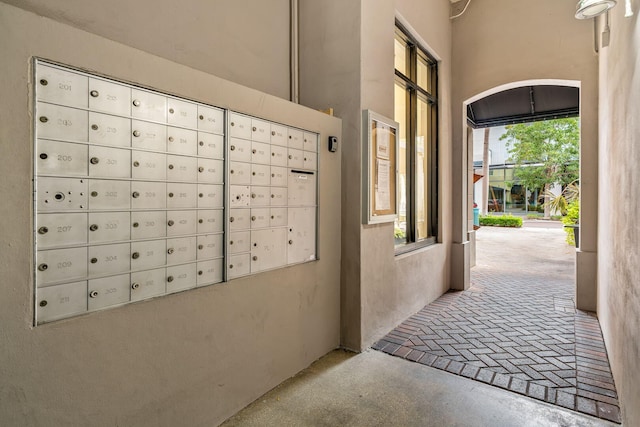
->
[[479, 215, 523, 228]]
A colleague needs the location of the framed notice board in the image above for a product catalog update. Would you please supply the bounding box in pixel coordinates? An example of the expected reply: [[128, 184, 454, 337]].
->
[[362, 110, 399, 224]]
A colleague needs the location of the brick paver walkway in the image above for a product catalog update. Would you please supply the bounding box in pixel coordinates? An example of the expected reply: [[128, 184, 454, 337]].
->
[[373, 226, 621, 423]]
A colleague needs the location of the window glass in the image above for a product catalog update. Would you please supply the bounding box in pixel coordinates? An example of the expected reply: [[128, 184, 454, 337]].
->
[[416, 97, 430, 240], [394, 36, 408, 76], [417, 54, 433, 93], [394, 81, 408, 244]]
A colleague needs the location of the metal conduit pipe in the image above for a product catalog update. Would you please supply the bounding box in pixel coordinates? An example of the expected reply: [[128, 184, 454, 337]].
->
[[290, 0, 300, 104]]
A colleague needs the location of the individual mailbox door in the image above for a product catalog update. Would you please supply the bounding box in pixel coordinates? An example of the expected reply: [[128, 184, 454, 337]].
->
[[166, 236, 197, 265], [288, 171, 317, 206], [197, 210, 223, 234], [288, 207, 317, 264], [36, 281, 87, 324], [166, 263, 197, 293], [36, 177, 88, 211], [196, 259, 223, 286], [228, 231, 250, 254], [287, 148, 304, 169], [227, 253, 250, 279], [251, 141, 270, 165], [251, 228, 287, 272], [270, 166, 288, 187], [131, 239, 166, 270], [131, 120, 167, 152], [131, 211, 166, 239], [270, 123, 287, 146], [250, 208, 270, 229], [197, 105, 224, 134], [36, 103, 88, 142], [89, 78, 131, 116], [167, 98, 197, 128], [270, 145, 288, 167], [251, 118, 271, 143], [88, 274, 130, 311], [89, 112, 131, 147], [167, 155, 198, 182], [167, 183, 197, 208], [303, 132, 318, 152], [198, 132, 224, 159], [88, 146, 131, 178], [197, 234, 224, 260], [167, 127, 197, 156], [270, 187, 288, 206], [303, 152, 317, 171], [131, 89, 167, 122], [270, 207, 288, 227], [229, 137, 251, 162], [88, 243, 130, 276], [88, 211, 130, 243], [36, 213, 88, 249], [131, 151, 166, 180], [197, 184, 223, 208], [229, 113, 251, 139], [288, 128, 304, 150], [130, 268, 166, 301], [250, 186, 270, 207], [36, 247, 87, 286], [166, 210, 197, 236], [36, 65, 88, 108], [197, 158, 224, 184], [36, 140, 88, 176], [251, 163, 270, 186], [88, 180, 130, 210], [131, 181, 166, 209], [229, 161, 251, 185], [229, 208, 251, 231]]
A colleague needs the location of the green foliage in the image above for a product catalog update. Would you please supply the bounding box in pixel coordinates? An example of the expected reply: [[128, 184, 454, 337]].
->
[[562, 200, 580, 245], [545, 181, 580, 216], [394, 227, 405, 239], [479, 215, 523, 228], [526, 213, 542, 219]]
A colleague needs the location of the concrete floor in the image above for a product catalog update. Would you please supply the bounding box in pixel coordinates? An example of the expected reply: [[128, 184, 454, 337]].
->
[[222, 349, 617, 427]]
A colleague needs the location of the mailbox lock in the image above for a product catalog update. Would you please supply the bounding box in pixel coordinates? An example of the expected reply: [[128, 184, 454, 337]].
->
[[198, 167, 204, 172], [229, 264, 234, 269], [169, 108, 175, 114], [289, 240, 293, 245], [199, 115, 204, 120], [91, 191, 98, 197], [271, 215, 275, 219], [90, 90, 99, 98], [39, 153, 48, 160], [271, 173, 275, 177], [89, 224, 99, 231], [198, 219, 203, 224], [133, 161, 140, 167], [132, 191, 140, 198], [38, 226, 49, 234], [304, 157, 308, 162], [252, 126, 257, 131], [252, 149, 257, 154], [54, 192, 65, 201], [90, 257, 98, 264], [39, 116, 48, 123], [252, 172, 256, 176], [167, 248, 174, 255], [131, 282, 140, 290], [90, 157, 100, 165], [89, 290, 99, 298], [199, 141, 204, 146], [132, 252, 140, 259], [39, 79, 48, 86], [133, 99, 141, 107], [168, 164, 174, 170], [271, 194, 275, 198], [229, 217, 235, 222], [251, 193, 256, 199], [167, 220, 175, 226], [91, 124, 99, 131], [251, 216, 256, 221], [230, 122, 235, 127], [167, 276, 174, 283], [229, 240, 234, 245], [199, 193, 204, 198], [288, 155, 293, 159], [253, 243, 257, 247], [38, 263, 48, 271], [230, 145, 235, 151], [133, 130, 141, 137], [133, 222, 139, 228], [168, 136, 174, 142], [235, 196, 241, 200], [230, 169, 234, 174], [168, 192, 174, 198], [271, 131, 276, 136], [198, 270, 203, 275], [272, 152, 275, 157], [39, 300, 48, 307], [252, 256, 258, 261], [198, 244, 204, 250], [289, 135, 293, 139]]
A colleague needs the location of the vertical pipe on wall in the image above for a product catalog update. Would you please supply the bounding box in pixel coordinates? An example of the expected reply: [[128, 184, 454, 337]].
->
[[290, 0, 300, 104]]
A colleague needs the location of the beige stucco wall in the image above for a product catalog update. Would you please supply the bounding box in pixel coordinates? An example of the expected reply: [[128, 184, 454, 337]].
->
[[0, 3, 341, 426], [597, 6, 640, 426]]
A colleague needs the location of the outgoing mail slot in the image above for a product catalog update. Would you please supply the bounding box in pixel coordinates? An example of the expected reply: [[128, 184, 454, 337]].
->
[[198, 158, 224, 184], [288, 207, 317, 264], [167, 98, 197, 128], [197, 184, 223, 208], [167, 127, 197, 156], [229, 208, 251, 231], [88, 243, 130, 276], [250, 186, 270, 207], [88, 274, 130, 311], [288, 171, 317, 206], [131, 89, 167, 122], [130, 268, 166, 301], [36, 140, 88, 176], [197, 209, 223, 234], [250, 228, 287, 273], [197, 105, 224, 134], [37, 177, 88, 211], [227, 253, 250, 279], [270, 187, 288, 206], [36, 103, 88, 142], [270, 144, 288, 167], [250, 207, 270, 229], [270, 123, 288, 146], [88, 78, 131, 116], [36, 64, 88, 108], [303, 151, 318, 171], [303, 132, 318, 152], [131, 120, 167, 152], [131, 239, 166, 270], [287, 148, 304, 169], [132, 151, 166, 180], [229, 113, 251, 139], [167, 155, 198, 182], [166, 236, 197, 265], [131, 211, 166, 239], [270, 166, 288, 187], [88, 179, 130, 210], [270, 207, 288, 227], [167, 183, 197, 208], [89, 112, 131, 147], [166, 210, 197, 236], [36, 281, 87, 324], [88, 146, 131, 178], [229, 161, 251, 185], [251, 163, 270, 186], [228, 231, 250, 254], [36, 247, 87, 286], [166, 263, 197, 293], [131, 181, 166, 209], [88, 211, 130, 243], [288, 128, 304, 150], [251, 141, 270, 165], [198, 132, 224, 159], [251, 118, 271, 143], [196, 234, 223, 259], [196, 259, 223, 286], [229, 137, 251, 162], [36, 213, 88, 249]]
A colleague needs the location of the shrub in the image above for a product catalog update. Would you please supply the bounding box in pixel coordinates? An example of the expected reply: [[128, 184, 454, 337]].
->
[[479, 215, 523, 228], [562, 200, 579, 246], [526, 213, 541, 219]]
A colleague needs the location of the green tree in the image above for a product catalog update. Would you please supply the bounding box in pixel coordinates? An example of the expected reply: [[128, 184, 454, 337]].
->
[[500, 118, 579, 218]]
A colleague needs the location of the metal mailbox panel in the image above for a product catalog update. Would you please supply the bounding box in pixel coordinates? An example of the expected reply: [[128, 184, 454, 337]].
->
[[250, 186, 271, 207], [287, 148, 304, 169], [228, 231, 250, 254], [197, 158, 224, 184], [36, 140, 88, 176], [270, 207, 288, 227], [197, 209, 224, 234], [229, 113, 252, 140], [288, 171, 317, 206], [198, 132, 224, 159], [166, 263, 197, 293], [270, 187, 288, 206], [131, 181, 166, 209], [88, 211, 131, 243], [270, 123, 288, 146], [36, 247, 87, 286], [288, 207, 317, 264], [88, 146, 131, 178], [88, 274, 130, 311], [166, 236, 197, 265], [250, 207, 270, 229], [251, 141, 270, 165], [288, 128, 304, 150], [131, 211, 167, 239], [229, 137, 251, 162], [167, 98, 197, 128], [88, 243, 130, 276], [37, 177, 88, 211], [131, 120, 167, 152], [303, 132, 318, 152], [130, 268, 166, 301], [131, 239, 166, 270], [270, 144, 288, 166], [131, 151, 166, 180], [89, 179, 131, 210], [167, 127, 197, 156], [251, 118, 271, 143], [197, 234, 224, 259], [89, 78, 131, 116], [197, 184, 224, 208], [167, 183, 197, 208], [166, 210, 197, 237], [167, 155, 198, 182], [36, 281, 87, 324], [270, 166, 288, 187], [251, 228, 287, 272], [251, 163, 270, 186], [197, 105, 224, 134], [131, 89, 167, 122], [36, 103, 88, 142], [36, 213, 88, 249], [229, 208, 251, 231], [227, 253, 250, 279], [36, 65, 88, 108], [303, 152, 318, 171], [229, 161, 251, 185], [196, 259, 223, 286], [89, 112, 131, 147]]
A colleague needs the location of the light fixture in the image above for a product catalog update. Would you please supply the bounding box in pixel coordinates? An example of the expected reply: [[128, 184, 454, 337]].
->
[[575, 0, 617, 19]]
